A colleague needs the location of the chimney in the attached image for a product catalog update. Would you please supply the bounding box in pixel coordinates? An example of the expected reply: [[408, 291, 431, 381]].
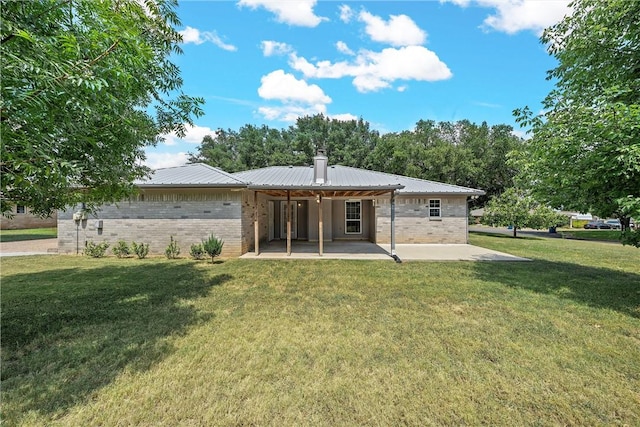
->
[[313, 149, 328, 184]]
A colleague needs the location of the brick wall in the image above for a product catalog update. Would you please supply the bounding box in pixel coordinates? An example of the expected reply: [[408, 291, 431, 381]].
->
[[57, 189, 244, 256], [376, 195, 468, 244], [1, 206, 57, 230]]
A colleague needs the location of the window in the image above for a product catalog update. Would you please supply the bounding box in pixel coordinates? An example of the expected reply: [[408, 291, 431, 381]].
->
[[345, 200, 362, 234], [429, 199, 441, 218], [16, 205, 26, 214]]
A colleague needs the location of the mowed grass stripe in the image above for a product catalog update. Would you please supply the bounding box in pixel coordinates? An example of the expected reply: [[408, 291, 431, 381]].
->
[[1, 235, 639, 426]]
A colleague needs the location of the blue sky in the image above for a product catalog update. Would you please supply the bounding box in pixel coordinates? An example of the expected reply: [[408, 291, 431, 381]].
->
[[146, 0, 572, 169]]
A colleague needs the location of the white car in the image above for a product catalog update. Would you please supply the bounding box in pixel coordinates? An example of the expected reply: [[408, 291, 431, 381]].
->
[[604, 219, 621, 230]]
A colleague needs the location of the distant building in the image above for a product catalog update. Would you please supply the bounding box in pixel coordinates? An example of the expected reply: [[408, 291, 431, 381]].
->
[[1, 205, 57, 230]]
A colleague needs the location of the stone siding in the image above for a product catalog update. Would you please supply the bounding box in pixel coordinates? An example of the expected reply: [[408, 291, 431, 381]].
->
[[58, 189, 244, 256], [376, 195, 468, 244]]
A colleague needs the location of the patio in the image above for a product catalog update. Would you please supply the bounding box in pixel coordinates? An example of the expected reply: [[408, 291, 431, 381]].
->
[[240, 240, 529, 261]]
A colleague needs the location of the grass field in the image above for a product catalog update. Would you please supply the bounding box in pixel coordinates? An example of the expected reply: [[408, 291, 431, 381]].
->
[[0, 227, 57, 242], [1, 233, 639, 426]]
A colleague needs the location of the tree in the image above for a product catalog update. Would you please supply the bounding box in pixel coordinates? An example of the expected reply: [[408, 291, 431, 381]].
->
[[482, 188, 567, 238], [1, 0, 204, 216], [514, 0, 640, 237]]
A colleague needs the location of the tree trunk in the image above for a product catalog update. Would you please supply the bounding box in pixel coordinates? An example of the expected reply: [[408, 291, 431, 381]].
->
[[513, 226, 517, 238]]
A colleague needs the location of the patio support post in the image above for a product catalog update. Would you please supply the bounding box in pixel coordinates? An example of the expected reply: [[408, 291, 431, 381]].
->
[[254, 191, 259, 255], [391, 191, 396, 256], [287, 190, 292, 256], [318, 193, 323, 256]]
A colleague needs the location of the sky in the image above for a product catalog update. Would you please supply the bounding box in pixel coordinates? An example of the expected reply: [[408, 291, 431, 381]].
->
[[145, 0, 573, 169]]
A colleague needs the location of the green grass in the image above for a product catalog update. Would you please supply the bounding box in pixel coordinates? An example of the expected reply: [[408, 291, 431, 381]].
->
[[0, 227, 57, 242], [557, 228, 622, 242], [1, 236, 639, 426]]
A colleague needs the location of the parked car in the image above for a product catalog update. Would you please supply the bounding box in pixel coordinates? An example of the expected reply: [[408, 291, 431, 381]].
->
[[604, 219, 621, 230], [584, 220, 612, 229]]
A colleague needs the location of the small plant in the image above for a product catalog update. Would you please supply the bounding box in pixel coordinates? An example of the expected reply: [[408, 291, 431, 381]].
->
[[201, 234, 224, 263], [84, 241, 109, 258], [165, 236, 180, 259], [131, 241, 150, 259], [190, 243, 205, 260], [112, 240, 131, 258]]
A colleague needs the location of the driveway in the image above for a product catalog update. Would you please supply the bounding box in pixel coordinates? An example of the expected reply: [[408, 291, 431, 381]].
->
[[0, 239, 58, 257]]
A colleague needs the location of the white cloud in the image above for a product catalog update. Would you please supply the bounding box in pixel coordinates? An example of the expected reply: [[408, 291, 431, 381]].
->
[[257, 70, 332, 122], [258, 104, 327, 122], [331, 113, 358, 122], [339, 4, 353, 23], [336, 41, 354, 56], [258, 70, 331, 104], [397, 85, 408, 92], [358, 11, 427, 47], [162, 124, 216, 146], [290, 45, 452, 93], [179, 26, 237, 51], [442, 0, 572, 34], [261, 40, 293, 57], [144, 152, 190, 169], [238, 0, 326, 27]]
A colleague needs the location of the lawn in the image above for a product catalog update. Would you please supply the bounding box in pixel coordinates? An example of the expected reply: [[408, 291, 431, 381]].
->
[[1, 234, 639, 426], [0, 227, 57, 242]]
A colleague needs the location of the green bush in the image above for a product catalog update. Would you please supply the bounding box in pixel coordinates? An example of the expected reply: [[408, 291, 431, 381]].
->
[[165, 236, 180, 259], [131, 241, 149, 259], [84, 241, 109, 258], [189, 243, 205, 260], [201, 235, 224, 263], [112, 240, 131, 258]]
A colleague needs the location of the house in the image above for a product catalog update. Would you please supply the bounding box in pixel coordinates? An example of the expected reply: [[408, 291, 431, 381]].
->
[[1, 204, 57, 230], [57, 152, 484, 257]]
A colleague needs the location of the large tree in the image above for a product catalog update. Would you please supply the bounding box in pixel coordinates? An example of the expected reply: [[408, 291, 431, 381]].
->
[[515, 0, 640, 232], [1, 0, 203, 216]]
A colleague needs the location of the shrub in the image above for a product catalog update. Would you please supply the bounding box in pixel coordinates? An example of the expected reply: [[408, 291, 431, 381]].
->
[[84, 241, 109, 258], [112, 240, 131, 258], [190, 243, 205, 260], [165, 236, 180, 259], [131, 241, 150, 259], [201, 234, 224, 263]]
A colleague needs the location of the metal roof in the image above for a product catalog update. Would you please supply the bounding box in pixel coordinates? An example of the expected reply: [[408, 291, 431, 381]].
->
[[135, 163, 484, 195], [135, 163, 246, 187], [234, 165, 484, 195]]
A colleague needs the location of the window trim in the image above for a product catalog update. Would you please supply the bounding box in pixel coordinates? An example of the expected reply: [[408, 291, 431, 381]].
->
[[428, 199, 441, 219], [16, 205, 26, 214], [345, 200, 362, 234]]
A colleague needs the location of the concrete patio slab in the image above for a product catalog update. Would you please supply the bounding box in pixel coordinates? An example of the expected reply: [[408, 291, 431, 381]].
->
[[240, 241, 529, 261]]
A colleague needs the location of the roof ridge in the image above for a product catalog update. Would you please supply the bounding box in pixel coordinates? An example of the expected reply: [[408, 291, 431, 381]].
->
[[194, 163, 247, 184]]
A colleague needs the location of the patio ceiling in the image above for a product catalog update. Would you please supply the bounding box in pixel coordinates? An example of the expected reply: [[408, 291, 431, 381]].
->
[[255, 189, 395, 198]]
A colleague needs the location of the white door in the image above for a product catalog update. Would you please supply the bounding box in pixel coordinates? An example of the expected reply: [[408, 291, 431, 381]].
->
[[280, 201, 297, 239], [268, 201, 275, 241]]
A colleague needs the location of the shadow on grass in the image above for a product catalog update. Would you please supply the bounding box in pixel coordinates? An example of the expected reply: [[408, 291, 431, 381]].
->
[[473, 260, 640, 318], [1, 263, 231, 422]]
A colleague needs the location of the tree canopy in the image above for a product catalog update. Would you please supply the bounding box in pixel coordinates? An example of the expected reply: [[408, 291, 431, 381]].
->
[[514, 0, 640, 232], [1, 0, 203, 216], [190, 115, 523, 207]]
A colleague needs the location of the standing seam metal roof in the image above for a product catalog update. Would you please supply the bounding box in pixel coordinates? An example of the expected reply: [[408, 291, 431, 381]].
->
[[234, 165, 484, 195], [136, 163, 484, 195], [135, 163, 246, 186]]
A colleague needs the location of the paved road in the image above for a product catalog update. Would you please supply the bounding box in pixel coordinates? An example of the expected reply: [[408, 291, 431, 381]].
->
[[0, 238, 57, 257]]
